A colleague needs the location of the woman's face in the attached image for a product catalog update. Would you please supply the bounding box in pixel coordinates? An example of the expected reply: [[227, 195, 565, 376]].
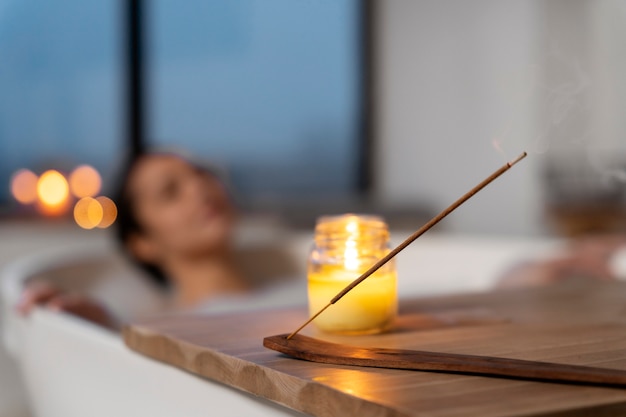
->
[[127, 154, 235, 261]]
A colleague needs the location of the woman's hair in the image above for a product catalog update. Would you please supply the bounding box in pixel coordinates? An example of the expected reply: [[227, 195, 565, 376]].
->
[[112, 154, 170, 289]]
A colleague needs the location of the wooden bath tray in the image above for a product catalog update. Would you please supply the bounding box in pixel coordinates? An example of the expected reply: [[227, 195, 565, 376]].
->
[[124, 281, 626, 417]]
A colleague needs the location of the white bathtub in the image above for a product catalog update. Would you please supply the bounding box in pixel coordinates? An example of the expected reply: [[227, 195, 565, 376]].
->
[[0, 222, 563, 417]]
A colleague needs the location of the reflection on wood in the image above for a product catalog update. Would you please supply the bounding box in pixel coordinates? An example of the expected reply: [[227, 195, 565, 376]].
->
[[264, 333, 626, 387]]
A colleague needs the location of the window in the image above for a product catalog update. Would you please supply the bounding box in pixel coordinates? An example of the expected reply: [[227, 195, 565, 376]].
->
[[148, 0, 364, 202], [0, 0, 366, 209], [0, 1, 123, 206]]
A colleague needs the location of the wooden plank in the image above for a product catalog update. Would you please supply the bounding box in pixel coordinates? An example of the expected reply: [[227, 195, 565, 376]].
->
[[124, 281, 626, 417]]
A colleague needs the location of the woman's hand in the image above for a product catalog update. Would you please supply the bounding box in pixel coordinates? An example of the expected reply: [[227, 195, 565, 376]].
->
[[16, 282, 117, 330]]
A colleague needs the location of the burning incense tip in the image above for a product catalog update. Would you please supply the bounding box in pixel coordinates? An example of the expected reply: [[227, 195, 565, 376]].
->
[[507, 152, 527, 167]]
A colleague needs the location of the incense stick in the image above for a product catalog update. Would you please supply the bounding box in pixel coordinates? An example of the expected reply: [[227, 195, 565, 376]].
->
[[286, 152, 528, 340]]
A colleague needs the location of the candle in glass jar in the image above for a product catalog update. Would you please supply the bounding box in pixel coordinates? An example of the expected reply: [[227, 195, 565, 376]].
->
[[307, 214, 397, 334]]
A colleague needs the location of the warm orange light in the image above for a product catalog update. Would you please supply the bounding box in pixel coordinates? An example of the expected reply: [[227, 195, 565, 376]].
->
[[74, 197, 104, 229], [69, 165, 101, 198], [37, 170, 69, 207], [11, 169, 39, 204], [314, 370, 374, 397], [95, 196, 117, 228]]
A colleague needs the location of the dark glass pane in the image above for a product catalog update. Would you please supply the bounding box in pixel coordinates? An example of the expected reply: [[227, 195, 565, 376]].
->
[[0, 2, 123, 206], [147, 0, 362, 202]]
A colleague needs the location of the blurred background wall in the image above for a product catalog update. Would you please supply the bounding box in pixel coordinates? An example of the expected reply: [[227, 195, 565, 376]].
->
[[375, 0, 626, 236]]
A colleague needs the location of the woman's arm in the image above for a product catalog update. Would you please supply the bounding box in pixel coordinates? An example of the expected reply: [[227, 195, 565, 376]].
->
[[16, 281, 118, 330]]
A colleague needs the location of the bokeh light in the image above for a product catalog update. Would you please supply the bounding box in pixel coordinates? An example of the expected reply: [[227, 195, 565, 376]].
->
[[74, 196, 117, 229], [10, 169, 39, 204], [95, 196, 117, 228], [69, 165, 101, 198], [37, 170, 69, 207], [11, 164, 114, 225], [74, 197, 104, 229]]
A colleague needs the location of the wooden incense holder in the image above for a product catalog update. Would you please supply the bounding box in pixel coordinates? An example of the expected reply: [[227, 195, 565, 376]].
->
[[264, 333, 626, 388]]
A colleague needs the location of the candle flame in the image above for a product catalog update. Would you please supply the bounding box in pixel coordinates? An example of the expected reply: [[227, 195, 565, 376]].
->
[[344, 216, 360, 271], [344, 244, 359, 271], [345, 216, 359, 233]]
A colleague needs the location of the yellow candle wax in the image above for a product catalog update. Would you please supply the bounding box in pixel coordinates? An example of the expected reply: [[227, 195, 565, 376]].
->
[[308, 265, 397, 334], [307, 214, 398, 335]]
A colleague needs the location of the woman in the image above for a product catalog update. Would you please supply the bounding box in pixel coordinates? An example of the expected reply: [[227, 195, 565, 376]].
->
[[114, 152, 249, 306], [16, 152, 262, 328]]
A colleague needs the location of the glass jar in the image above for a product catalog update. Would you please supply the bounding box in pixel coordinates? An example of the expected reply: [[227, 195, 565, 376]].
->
[[307, 214, 398, 334]]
